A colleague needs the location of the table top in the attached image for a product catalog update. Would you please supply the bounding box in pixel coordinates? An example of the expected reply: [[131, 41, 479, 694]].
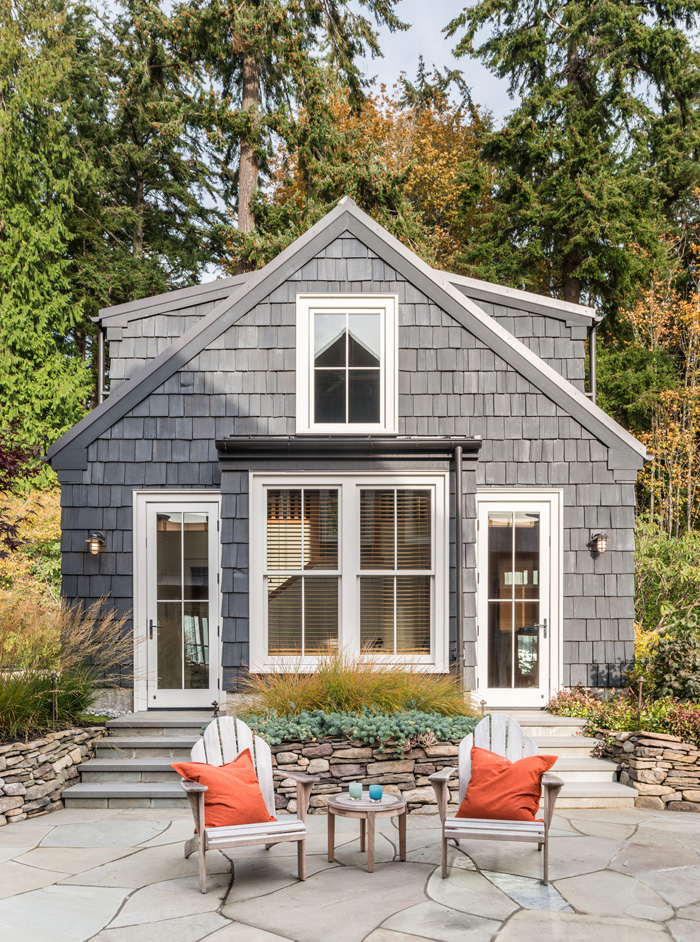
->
[[327, 791, 407, 813]]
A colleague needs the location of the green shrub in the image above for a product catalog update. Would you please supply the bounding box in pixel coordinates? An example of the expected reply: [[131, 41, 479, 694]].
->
[[243, 708, 480, 756], [0, 597, 131, 740], [548, 685, 700, 746], [635, 621, 700, 701], [635, 517, 700, 633], [0, 668, 94, 741], [243, 653, 478, 717]]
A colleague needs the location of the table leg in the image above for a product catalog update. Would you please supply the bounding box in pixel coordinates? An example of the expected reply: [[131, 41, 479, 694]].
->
[[360, 816, 366, 852], [327, 809, 335, 863], [399, 810, 407, 862], [367, 812, 376, 873]]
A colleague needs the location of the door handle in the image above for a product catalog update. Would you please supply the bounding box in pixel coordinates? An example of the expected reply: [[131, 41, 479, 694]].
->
[[149, 619, 159, 639], [540, 619, 548, 639]]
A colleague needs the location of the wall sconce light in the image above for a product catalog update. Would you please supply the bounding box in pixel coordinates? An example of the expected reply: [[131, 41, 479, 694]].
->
[[86, 531, 105, 556], [589, 530, 609, 556]]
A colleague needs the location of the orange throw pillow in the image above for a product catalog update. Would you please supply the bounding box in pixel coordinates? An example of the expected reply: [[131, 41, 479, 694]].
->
[[456, 746, 557, 822], [171, 748, 276, 829]]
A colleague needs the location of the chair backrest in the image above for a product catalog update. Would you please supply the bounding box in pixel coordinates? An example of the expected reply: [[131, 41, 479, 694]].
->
[[191, 716, 276, 818], [458, 714, 538, 804]]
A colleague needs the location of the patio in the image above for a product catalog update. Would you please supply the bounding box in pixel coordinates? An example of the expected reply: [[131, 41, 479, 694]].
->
[[0, 807, 698, 941]]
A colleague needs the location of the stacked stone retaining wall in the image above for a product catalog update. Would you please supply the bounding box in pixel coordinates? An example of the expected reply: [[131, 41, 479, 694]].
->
[[598, 729, 700, 812], [0, 727, 106, 825], [271, 737, 460, 814]]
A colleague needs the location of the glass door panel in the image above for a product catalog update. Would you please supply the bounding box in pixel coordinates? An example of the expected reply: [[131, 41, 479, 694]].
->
[[477, 499, 552, 707], [147, 501, 219, 708]]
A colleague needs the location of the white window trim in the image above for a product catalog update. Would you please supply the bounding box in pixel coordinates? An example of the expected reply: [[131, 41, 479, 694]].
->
[[132, 490, 222, 712], [249, 472, 448, 673], [295, 294, 398, 435]]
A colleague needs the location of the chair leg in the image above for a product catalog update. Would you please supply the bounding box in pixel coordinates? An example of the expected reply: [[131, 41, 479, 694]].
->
[[537, 842, 543, 852], [542, 836, 549, 886], [264, 843, 273, 850], [297, 838, 306, 881], [198, 837, 207, 894], [441, 835, 448, 879]]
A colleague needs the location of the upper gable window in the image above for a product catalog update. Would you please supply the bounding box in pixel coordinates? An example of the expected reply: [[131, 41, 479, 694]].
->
[[296, 295, 398, 434]]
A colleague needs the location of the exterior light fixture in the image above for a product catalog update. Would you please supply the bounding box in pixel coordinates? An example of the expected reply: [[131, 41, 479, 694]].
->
[[589, 530, 609, 556], [86, 531, 105, 555]]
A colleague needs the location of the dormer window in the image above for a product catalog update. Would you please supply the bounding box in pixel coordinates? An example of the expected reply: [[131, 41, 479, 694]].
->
[[296, 294, 398, 434]]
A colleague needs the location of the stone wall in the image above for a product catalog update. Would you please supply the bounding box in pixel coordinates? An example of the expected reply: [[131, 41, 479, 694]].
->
[[271, 737, 459, 814], [0, 727, 106, 825], [598, 730, 700, 812]]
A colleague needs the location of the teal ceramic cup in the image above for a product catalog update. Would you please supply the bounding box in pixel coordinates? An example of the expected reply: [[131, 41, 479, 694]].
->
[[368, 784, 383, 802], [348, 782, 362, 800]]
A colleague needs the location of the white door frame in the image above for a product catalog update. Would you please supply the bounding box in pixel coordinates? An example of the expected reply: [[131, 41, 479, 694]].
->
[[475, 489, 562, 708], [133, 490, 221, 711]]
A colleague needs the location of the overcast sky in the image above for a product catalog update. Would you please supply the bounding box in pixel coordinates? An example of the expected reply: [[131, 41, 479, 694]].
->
[[359, 0, 514, 125]]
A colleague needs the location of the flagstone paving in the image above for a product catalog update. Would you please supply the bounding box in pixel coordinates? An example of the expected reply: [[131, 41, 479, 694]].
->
[[0, 806, 699, 941]]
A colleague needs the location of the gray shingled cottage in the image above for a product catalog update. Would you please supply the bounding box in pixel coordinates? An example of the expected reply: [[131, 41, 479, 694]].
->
[[47, 198, 648, 713]]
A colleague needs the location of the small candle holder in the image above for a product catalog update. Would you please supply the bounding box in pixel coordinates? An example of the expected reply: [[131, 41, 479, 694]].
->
[[368, 784, 383, 802], [348, 782, 362, 800]]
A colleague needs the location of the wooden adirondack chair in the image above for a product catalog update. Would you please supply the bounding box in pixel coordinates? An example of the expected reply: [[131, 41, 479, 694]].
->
[[181, 717, 318, 893], [428, 714, 564, 884]]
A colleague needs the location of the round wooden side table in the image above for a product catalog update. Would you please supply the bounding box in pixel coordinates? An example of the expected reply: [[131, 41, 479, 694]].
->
[[326, 791, 407, 872]]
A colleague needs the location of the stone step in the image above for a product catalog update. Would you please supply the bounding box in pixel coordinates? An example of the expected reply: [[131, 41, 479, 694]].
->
[[532, 735, 599, 757], [552, 781, 637, 809], [62, 781, 188, 809], [63, 778, 636, 810], [95, 736, 197, 759], [106, 713, 212, 737], [550, 757, 621, 784], [79, 758, 181, 783], [79, 754, 619, 786]]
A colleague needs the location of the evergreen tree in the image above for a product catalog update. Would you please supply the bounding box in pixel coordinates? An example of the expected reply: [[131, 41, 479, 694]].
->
[[171, 0, 407, 268], [446, 1, 700, 312], [0, 0, 93, 452]]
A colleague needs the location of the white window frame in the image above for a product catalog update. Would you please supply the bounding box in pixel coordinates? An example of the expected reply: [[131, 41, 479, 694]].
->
[[249, 472, 448, 673], [295, 294, 398, 434], [133, 490, 222, 712], [474, 489, 563, 708]]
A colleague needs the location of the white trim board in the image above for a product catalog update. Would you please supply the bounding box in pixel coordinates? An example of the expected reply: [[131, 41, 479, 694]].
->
[[133, 490, 222, 711]]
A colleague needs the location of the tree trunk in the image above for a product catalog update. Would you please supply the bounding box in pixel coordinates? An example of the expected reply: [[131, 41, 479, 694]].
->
[[133, 175, 144, 258], [562, 243, 582, 305], [238, 52, 260, 258]]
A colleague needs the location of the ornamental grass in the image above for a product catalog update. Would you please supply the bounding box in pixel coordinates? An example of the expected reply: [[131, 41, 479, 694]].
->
[[0, 595, 131, 740], [242, 651, 478, 717]]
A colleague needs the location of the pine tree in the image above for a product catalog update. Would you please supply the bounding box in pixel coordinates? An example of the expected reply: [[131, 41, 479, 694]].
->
[[170, 0, 407, 269], [446, 0, 700, 312], [0, 0, 93, 452]]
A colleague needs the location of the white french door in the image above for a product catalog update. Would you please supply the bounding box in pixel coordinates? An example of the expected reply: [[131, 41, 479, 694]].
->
[[476, 492, 561, 708], [135, 493, 221, 709]]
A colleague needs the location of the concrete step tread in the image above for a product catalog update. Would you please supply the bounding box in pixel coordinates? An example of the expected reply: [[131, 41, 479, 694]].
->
[[107, 714, 213, 731], [557, 781, 637, 798], [551, 756, 619, 771], [64, 782, 185, 798], [64, 782, 636, 804], [98, 736, 198, 749], [532, 735, 598, 747], [489, 713, 587, 727]]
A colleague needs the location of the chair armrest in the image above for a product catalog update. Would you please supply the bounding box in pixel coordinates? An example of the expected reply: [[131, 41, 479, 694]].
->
[[273, 770, 320, 785], [180, 779, 208, 793], [541, 771, 564, 831], [429, 767, 456, 825]]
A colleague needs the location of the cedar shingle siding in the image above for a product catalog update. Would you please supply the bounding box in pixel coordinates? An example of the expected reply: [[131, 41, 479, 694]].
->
[[57, 230, 637, 691]]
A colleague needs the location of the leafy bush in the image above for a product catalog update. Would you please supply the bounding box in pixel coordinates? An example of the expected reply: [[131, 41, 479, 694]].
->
[[243, 653, 478, 717], [635, 517, 700, 633], [0, 597, 131, 740], [634, 622, 700, 701], [243, 707, 480, 756], [548, 685, 700, 746], [0, 490, 61, 606]]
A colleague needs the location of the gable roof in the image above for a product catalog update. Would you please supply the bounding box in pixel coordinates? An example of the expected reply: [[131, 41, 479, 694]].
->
[[443, 272, 601, 326], [48, 197, 648, 471]]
